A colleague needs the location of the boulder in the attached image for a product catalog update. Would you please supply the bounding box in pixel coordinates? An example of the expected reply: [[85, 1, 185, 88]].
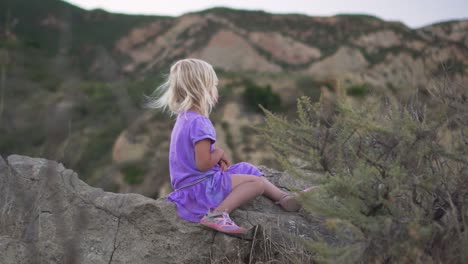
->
[[0, 155, 332, 263]]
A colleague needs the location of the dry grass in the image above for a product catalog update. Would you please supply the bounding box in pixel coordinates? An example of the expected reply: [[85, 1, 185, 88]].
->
[[208, 225, 315, 264]]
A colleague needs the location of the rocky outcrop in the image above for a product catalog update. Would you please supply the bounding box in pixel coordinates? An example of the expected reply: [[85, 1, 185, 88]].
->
[[352, 30, 402, 52], [193, 30, 282, 73], [0, 155, 335, 263], [306, 46, 369, 78], [248, 31, 322, 64], [417, 20, 468, 48]]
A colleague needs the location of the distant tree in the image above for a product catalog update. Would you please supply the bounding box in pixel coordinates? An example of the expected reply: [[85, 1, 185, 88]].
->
[[346, 83, 369, 97], [260, 78, 468, 263], [242, 80, 282, 113], [0, 10, 18, 119], [296, 75, 322, 102]]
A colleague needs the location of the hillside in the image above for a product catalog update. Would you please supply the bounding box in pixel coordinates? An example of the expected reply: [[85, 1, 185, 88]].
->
[[0, 0, 466, 198]]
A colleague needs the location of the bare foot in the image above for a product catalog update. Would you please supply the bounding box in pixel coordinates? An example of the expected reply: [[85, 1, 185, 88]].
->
[[277, 186, 320, 212]]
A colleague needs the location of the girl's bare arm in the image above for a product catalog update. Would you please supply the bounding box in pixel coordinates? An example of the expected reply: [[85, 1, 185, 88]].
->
[[194, 139, 224, 171]]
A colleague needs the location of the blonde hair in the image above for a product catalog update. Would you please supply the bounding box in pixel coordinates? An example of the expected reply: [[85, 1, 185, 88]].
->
[[146, 58, 219, 116]]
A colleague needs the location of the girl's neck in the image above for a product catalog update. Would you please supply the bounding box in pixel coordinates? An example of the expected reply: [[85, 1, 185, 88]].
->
[[188, 108, 200, 114], [188, 107, 207, 116]]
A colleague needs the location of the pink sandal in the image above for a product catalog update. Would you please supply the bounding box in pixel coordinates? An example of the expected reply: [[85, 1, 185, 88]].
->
[[200, 210, 247, 235], [276, 186, 319, 212]]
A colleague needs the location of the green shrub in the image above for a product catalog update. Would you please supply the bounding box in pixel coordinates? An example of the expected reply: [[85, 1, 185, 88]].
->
[[126, 76, 164, 108], [121, 164, 145, 185], [346, 84, 369, 97], [242, 80, 281, 113], [260, 80, 468, 263], [296, 76, 322, 102], [80, 82, 111, 100], [77, 120, 125, 180]]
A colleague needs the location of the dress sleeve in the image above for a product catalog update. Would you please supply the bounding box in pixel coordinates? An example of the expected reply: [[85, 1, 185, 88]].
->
[[190, 116, 216, 145]]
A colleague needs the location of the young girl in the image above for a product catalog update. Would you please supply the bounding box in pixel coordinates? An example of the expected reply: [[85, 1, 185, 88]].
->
[[148, 58, 305, 235]]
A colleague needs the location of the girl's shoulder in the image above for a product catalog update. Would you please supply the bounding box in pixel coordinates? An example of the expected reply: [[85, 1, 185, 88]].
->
[[175, 112, 213, 134], [179, 111, 212, 124], [175, 111, 216, 142]]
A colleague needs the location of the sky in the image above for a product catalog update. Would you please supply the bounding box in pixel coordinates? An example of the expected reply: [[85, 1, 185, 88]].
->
[[63, 0, 468, 28]]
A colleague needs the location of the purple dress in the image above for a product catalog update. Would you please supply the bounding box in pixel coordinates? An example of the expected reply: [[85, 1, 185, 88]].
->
[[166, 110, 263, 223]]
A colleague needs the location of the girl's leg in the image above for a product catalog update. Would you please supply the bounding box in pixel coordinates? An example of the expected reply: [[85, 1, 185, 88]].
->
[[258, 177, 305, 212], [259, 177, 289, 201], [221, 162, 289, 203], [201, 174, 308, 235], [214, 174, 264, 213], [214, 174, 293, 213]]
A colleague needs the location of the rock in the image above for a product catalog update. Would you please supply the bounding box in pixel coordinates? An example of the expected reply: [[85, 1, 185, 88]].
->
[[352, 30, 402, 53], [192, 30, 282, 73], [306, 46, 369, 79], [248, 31, 322, 64], [0, 155, 349, 263]]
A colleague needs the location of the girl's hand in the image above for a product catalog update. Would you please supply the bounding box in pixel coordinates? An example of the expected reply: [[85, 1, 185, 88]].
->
[[219, 159, 228, 172], [219, 151, 231, 168], [215, 149, 230, 172], [195, 141, 225, 171]]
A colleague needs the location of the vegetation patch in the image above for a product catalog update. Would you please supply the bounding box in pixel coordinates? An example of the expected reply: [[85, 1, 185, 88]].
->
[[260, 79, 467, 263], [434, 58, 465, 76], [242, 79, 282, 113], [346, 84, 369, 97], [127, 76, 165, 108], [121, 163, 146, 185], [360, 46, 422, 66], [77, 123, 123, 179], [295, 75, 322, 102]]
